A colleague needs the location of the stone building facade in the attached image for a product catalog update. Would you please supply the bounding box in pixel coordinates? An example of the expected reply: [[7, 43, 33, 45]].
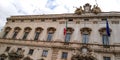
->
[[0, 3, 120, 60]]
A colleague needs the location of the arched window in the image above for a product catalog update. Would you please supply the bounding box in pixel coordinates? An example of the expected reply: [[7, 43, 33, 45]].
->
[[34, 27, 43, 40], [3, 27, 11, 38], [12, 27, 21, 39], [65, 27, 74, 42], [99, 28, 112, 47], [80, 27, 92, 44], [47, 27, 56, 41], [22, 27, 32, 40]]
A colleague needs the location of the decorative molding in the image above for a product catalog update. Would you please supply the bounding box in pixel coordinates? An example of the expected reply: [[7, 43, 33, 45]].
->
[[35, 27, 43, 32], [80, 27, 92, 34], [0, 39, 120, 54], [4, 27, 11, 32], [98, 27, 112, 35], [47, 27, 56, 33], [71, 45, 96, 60]]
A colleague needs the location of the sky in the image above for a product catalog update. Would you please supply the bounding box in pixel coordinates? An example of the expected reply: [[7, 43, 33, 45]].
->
[[0, 0, 120, 30]]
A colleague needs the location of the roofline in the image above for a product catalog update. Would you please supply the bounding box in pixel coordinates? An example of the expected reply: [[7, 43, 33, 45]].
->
[[7, 12, 120, 20]]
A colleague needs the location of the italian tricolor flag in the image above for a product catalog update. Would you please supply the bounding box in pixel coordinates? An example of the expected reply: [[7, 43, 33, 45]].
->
[[64, 21, 67, 35]]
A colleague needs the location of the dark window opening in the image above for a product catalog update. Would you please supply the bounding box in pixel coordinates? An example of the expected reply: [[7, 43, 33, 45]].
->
[[17, 48, 22, 52], [28, 49, 34, 55], [3, 32, 8, 38], [5, 47, 10, 52], [103, 57, 111, 60], [102, 35, 110, 48], [22, 32, 29, 40], [47, 33, 53, 41], [65, 33, 71, 42], [61, 52, 68, 59], [42, 50, 48, 57], [34, 32, 40, 40], [82, 34, 89, 44], [12, 32, 18, 39]]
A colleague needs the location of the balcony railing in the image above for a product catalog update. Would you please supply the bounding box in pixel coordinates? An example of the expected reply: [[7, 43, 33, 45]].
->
[[0, 38, 120, 53]]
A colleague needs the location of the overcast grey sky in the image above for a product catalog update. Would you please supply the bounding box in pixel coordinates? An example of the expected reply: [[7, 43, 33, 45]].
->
[[0, 0, 120, 30]]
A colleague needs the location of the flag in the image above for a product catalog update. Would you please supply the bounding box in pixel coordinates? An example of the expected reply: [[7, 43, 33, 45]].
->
[[64, 21, 67, 35], [106, 19, 110, 36]]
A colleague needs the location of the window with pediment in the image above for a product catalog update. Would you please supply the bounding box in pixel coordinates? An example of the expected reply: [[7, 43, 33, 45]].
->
[[47, 27, 56, 41], [3, 27, 11, 38], [80, 27, 92, 44], [22, 27, 32, 40], [99, 28, 112, 47], [65, 27, 74, 42], [34, 27, 43, 40], [12, 27, 21, 39]]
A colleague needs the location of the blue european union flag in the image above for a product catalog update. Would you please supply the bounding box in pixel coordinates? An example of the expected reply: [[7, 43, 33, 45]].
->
[[106, 19, 110, 36]]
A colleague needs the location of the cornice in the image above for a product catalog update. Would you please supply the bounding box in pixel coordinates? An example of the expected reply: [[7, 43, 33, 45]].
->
[[0, 39, 120, 53], [7, 12, 120, 20]]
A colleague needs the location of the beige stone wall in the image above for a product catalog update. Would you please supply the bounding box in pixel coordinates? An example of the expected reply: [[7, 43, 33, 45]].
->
[[1, 17, 120, 44], [0, 13, 120, 60], [0, 44, 119, 60]]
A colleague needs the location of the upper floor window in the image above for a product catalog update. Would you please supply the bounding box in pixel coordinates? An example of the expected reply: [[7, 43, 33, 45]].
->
[[103, 57, 111, 60], [102, 35, 109, 45], [28, 49, 34, 55], [12, 27, 21, 39], [65, 33, 71, 42], [47, 33, 53, 41], [80, 27, 92, 44], [47, 27, 56, 41], [3, 27, 11, 38], [82, 34, 89, 43], [42, 50, 48, 57], [65, 27, 74, 42], [61, 52, 68, 59], [22, 27, 32, 40], [99, 28, 112, 47], [34, 27, 43, 40]]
